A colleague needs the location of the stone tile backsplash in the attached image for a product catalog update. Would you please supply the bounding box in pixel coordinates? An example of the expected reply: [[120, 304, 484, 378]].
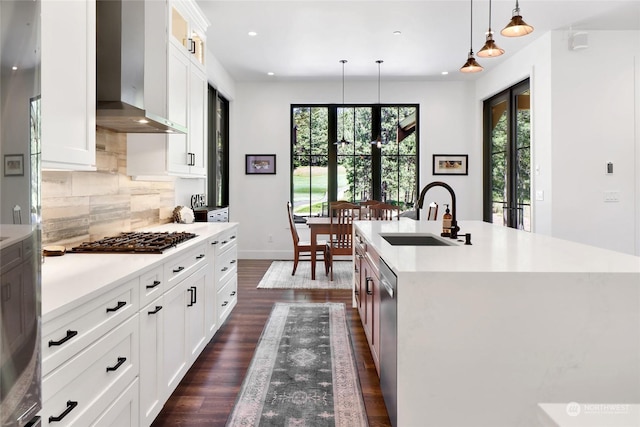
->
[[41, 128, 175, 248]]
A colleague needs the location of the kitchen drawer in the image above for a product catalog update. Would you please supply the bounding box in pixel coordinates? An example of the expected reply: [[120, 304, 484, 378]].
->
[[91, 378, 139, 427], [139, 265, 164, 308], [216, 275, 237, 326], [0, 240, 23, 274], [41, 314, 139, 426], [209, 227, 237, 256], [215, 244, 237, 290], [42, 278, 139, 375], [164, 243, 207, 291]]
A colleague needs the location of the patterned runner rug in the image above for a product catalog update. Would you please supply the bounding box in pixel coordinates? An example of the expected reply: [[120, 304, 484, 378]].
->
[[226, 302, 369, 427], [257, 261, 352, 290]]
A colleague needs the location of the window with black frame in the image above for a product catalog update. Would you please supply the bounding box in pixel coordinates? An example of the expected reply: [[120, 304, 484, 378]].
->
[[291, 104, 418, 217]]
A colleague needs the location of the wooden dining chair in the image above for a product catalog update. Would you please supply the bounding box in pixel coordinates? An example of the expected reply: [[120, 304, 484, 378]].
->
[[326, 201, 361, 281], [369, 202, 400, 220], [287, 201, 329, 276], [359, 199, 381, 220]]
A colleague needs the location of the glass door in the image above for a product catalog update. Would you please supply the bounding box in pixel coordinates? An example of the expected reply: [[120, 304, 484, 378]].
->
[[484, 79, 531, 231]]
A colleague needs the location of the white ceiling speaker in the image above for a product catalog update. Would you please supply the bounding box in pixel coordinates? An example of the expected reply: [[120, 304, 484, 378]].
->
[[569, 31, 589, 50]]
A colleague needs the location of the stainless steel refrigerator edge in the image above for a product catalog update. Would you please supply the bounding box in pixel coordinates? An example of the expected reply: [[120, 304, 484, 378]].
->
[[0, 1, 42, 426]]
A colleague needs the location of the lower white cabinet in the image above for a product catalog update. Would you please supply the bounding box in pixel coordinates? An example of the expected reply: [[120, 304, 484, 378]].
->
[[139, 296, 164, 427], [91, 379, 139, 427], [162, 263, 209, 400], [41, 314, 139, 426], [41, 224, 238, 427]]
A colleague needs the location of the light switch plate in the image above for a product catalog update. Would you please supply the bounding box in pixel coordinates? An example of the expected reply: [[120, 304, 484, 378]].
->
[[604, 191, 620, 202], [535, 190, 544, 201]]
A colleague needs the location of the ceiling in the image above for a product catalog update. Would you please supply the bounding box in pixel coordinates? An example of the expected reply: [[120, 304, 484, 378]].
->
[[196, 0, 640, 82]]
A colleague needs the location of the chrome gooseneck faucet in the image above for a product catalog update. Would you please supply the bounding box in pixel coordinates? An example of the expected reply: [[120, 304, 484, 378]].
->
[[416, 181, 460, 238]]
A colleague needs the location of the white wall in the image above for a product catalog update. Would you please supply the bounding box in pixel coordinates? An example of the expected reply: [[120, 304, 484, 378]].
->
[[550, 30, 639, 255], [229, 80, 476, 259], [477, 30, 640, 256]]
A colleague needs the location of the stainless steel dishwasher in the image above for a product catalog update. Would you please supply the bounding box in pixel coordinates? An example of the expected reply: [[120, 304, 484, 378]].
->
[[379, 258, 397, 426]]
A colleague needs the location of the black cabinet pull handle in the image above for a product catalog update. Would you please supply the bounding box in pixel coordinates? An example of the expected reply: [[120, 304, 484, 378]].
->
[[49, 400, 78, 423], [221, 301, 228, 307], [211, 240, 219, 245], [106, 357, 126, 372], [196, 254, 205, 260], [221, 240, 228, 244], [230, 291, 236, 296], [221, 267, 228, 272], [230, 235, 236, 239], [148, 305, 162, 315], [173, 266, 185, 273], [48, 329, 78, 347], [106, 301, 126, 313], [187, 288, 194, 307], [146, 280, 161, 289], [365, 277, 373, 295], [230, 259, 236, 264]]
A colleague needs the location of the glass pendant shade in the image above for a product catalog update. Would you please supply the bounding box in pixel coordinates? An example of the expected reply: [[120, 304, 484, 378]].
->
[[477, 32, 504, 57], [501, 1, 534, 37], [477, 0, 504, 58], [371, 60, 386, 147], [460, 0, 483, 73], [460, 51, 483, 73], [334, 60, 351, 146]]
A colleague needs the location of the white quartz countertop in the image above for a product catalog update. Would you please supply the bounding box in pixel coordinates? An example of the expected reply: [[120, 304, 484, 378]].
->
[[355, 219, 640, 275], [41, 222, 238, 321], [0, 224, 37, 250]]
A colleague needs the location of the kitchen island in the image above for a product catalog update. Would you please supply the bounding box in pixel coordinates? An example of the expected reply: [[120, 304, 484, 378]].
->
[[354, 219, 640, 427]]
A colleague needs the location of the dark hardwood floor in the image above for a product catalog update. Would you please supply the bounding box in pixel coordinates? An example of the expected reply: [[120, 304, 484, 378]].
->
[[151, 259, 391, 427]]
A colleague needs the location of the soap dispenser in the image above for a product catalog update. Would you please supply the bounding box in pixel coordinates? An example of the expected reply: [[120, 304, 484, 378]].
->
[[441, 204, 452, 237]]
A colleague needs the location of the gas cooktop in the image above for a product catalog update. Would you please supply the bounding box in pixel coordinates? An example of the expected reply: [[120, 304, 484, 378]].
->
[[71, 231, 197, 254]]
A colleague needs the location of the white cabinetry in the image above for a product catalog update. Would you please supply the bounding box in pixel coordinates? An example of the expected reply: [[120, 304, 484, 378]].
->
[[40, 277, 139, 426], [127, 0, 209, 179], [41, 223, 239, 427], [210, 226, 238, 326], [41, 0, 96, 171]]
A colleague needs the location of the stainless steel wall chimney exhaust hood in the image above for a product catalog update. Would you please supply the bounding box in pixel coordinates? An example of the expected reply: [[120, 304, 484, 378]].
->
[[96, 0, 186, 134]]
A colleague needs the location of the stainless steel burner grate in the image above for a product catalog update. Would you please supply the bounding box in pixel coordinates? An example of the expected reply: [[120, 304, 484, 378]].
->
[[71, 231, 197, 254]]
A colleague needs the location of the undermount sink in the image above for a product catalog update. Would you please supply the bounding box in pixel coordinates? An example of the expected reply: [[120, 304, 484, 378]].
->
[[380, 233, 455, 246]]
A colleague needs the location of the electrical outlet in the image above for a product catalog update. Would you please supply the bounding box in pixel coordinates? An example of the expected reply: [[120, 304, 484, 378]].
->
[[268, 234, 273, 243], [603, 191, 620, 202]]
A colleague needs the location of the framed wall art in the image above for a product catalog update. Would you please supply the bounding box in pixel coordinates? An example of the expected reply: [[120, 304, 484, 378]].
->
[[245, 154, 276, 175], [432, 154, 468, 176], [4, 154, 24, 177]]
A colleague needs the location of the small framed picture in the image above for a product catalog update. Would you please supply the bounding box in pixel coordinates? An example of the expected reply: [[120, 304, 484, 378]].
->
[[433, 154, 468, 176], [4, 154, 24, 177], [246, 154, 276, 175]]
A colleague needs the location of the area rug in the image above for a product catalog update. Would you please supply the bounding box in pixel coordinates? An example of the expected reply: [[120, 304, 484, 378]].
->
[[226, 302, 369, 427], [257, 261, 353, 290]]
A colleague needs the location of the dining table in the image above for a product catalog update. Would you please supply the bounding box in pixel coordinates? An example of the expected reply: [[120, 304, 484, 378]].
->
[[305, 217, 333, 280]]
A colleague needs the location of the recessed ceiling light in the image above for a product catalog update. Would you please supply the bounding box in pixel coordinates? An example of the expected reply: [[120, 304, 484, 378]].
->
[[441, 71, 449, 75], [248, 31, 257, 36], [137, 119, 149, 124], [11, 66, 17, 71], [267, 72, 275, 76], [392, 30, 402, 36]]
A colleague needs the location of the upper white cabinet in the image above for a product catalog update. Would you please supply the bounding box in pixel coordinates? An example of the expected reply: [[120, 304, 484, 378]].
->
[[170, 1, 208, 71], [127, 0, 209, 179], [41, 0, 96, 171]]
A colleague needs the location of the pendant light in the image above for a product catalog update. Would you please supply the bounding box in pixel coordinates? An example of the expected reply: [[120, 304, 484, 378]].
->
[[371, 60, 388, 149], [501, 0, 534, 37], [460, 0, 483, 73], [335, 59, 351, 147], [477, 0, 504, 58]]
